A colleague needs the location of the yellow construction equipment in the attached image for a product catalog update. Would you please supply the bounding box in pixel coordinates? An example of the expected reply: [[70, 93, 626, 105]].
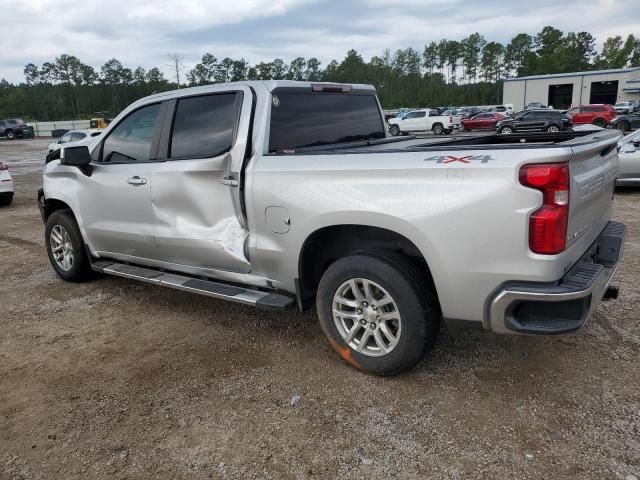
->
[[89, 112, 111, 129]]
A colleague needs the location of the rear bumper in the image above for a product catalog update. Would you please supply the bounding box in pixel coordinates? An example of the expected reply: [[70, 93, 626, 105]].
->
[[488, 221, 625, 335]]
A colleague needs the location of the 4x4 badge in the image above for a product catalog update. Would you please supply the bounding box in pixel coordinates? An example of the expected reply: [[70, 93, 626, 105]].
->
[[424, 155, 493, 164]]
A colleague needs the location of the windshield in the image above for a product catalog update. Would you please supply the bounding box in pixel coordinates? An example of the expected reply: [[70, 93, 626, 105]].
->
[[269, 91, 385, 152]]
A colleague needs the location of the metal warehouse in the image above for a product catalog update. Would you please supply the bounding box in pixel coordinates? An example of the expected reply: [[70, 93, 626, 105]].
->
[[503, 67, 640, 111]]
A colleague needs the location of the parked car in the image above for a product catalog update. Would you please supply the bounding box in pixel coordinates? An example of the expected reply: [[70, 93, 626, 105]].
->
[[0, 162, 14, 206], [525, 102, 546, 110], [616, 129, 640, 186], [48, 129, 103, 153], [388, 108, 455, 135], [495, 109, 572, 134], [614, 101, 639, 114], [39, 80, 625, 375], [566, 104, 616, 128], [460, 112, 507, 132], [609, 112, 640, 132], [0, 118, 28, 140]]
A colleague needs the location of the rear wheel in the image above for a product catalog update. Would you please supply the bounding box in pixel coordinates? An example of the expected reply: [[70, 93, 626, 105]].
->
[[45, 210, 92, 282], [389, 124, 400, 136], [0, 193, 13, 206], [432, 123, 444, 135], [499, 126, 513, 134], [546, 125, 560, 133], [317, 251, 440, 375], [617, 121, 631, 132], [5, 130, 15, 140], [593, 118, 607, 128]]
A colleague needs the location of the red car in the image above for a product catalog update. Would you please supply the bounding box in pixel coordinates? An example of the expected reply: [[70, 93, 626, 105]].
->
[[460, 112, 506, 132], [566, 104, 616, 127]]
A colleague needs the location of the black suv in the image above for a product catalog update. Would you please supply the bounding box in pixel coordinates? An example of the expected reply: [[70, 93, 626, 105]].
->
[[0, 118, 28, 140], [495, 110, 572, 134]]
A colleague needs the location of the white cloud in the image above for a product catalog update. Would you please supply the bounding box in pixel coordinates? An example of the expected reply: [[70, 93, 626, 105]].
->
[[0, 0, 638, 83]]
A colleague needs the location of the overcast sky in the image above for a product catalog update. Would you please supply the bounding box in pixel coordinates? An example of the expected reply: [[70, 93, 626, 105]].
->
[[1, 0, 638, 83]]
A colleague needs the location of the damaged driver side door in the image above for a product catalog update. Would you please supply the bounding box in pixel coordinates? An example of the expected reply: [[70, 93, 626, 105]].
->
[[149, 89, 252, 274]]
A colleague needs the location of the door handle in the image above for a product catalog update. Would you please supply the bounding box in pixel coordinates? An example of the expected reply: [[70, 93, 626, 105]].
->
[[221, 175, 239, 187], [127, 176, 147, 186]]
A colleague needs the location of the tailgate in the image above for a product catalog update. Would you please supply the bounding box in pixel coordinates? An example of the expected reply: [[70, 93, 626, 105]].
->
[[567, 131, 622, 249]]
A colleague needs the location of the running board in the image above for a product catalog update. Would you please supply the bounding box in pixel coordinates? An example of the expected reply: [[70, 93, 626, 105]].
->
[[91, 260, 295, 311]]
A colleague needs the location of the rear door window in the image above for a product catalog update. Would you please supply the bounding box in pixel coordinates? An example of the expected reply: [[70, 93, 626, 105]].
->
[[269, 91, 385, 152], [170, 93, 239, 159]]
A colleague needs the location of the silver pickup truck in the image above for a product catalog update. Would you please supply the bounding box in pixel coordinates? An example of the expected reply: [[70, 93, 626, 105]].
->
[[38, 81, 626, 375]]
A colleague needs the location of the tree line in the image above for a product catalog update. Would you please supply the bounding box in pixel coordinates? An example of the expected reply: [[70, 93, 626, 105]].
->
[[1, 26, 639, 121]]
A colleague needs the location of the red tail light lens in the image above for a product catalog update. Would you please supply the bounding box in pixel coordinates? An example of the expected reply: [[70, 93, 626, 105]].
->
[[519, 163, 570, 255]]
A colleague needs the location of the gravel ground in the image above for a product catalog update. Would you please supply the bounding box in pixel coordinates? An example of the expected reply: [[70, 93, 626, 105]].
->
[[1, 138, 639, 480]]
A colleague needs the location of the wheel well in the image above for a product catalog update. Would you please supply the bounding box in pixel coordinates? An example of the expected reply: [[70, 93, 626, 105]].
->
[[298, 225, 437, 307], [43, 198, 72, 220]]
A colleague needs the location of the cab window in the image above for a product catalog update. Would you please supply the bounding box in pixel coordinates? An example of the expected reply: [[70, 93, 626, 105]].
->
[[101, 104, 161, 163], [169, 93, 239, 159]]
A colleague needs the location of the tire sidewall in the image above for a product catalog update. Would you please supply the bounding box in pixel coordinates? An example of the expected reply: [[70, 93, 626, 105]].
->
[[432, 124, 443, 135], [317, 255, 431, 375], [500, 126, 512, 134], [389, 125, 400, 136], [45, 210, 89, 282]]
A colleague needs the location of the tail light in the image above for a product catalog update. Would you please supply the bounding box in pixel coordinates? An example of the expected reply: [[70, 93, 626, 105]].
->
[[0, 162, 8, 171], [519, 163, 570, 254], [449, 116, 453, 123]]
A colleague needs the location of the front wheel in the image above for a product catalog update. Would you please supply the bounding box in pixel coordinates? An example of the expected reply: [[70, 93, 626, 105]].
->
[[593, 118, 607, 128], [5, 130, 15, 140], [499, 126, 513, 134], [317, 251, 440, 375], [389, 124, 400, 136], [45, 210, 92, 282], [546, 125, 560, 133]]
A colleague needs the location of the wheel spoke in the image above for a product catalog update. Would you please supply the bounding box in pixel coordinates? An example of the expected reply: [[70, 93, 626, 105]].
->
[[349, 280, 364, 302], [376, 296, 394, 308], [333, 308, 357, 319], [373, 329, 389, 353], [358, 329, 372, 352], [335, 296, 358, 309], [380, 323, 399, 344], [344, 323, 362, 343]]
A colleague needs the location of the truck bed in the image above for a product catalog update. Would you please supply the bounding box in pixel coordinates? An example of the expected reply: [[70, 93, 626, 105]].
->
[[287, 129, 621, 154]]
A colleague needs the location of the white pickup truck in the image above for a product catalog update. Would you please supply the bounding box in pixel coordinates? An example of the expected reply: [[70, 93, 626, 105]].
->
[[39, 81, 625, 375], [388, 108, 456, 136]]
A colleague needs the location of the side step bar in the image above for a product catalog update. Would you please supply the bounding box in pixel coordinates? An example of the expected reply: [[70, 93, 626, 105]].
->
[[91, 260, 295, 311]]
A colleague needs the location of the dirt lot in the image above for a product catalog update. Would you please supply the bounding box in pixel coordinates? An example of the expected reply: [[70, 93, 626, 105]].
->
[[1, 138, 639, 479]]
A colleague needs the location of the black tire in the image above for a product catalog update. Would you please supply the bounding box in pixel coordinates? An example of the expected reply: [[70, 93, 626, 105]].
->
[[0, 193, 13, 206], [389, 124, 400, 136], [546, 124, 560, 133], [593, 118, 607, 128], [499, 126, 513, 134], [317, 251, 441, 376], [45, 209, 92, 282], [432, 123, 444, 135], [617, 121, 631, 132], [6, 130, 15, 140], [444, 129, 453, 135]]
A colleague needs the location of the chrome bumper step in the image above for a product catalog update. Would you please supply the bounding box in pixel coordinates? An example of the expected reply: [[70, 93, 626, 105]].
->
[[90, 260, 295, 310]]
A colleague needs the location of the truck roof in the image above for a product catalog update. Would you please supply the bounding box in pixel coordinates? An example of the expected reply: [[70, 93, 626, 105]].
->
[[137, 80, 377, 105]]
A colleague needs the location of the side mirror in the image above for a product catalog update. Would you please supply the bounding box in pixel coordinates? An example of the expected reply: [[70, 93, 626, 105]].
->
[[60, 146, 92, 175]]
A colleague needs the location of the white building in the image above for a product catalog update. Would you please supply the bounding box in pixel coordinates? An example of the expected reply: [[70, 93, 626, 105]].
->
[[503, 67, 640, 111]]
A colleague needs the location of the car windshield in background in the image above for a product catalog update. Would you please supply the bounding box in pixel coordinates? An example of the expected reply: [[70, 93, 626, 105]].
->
[[269, 91, 385, 152]]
